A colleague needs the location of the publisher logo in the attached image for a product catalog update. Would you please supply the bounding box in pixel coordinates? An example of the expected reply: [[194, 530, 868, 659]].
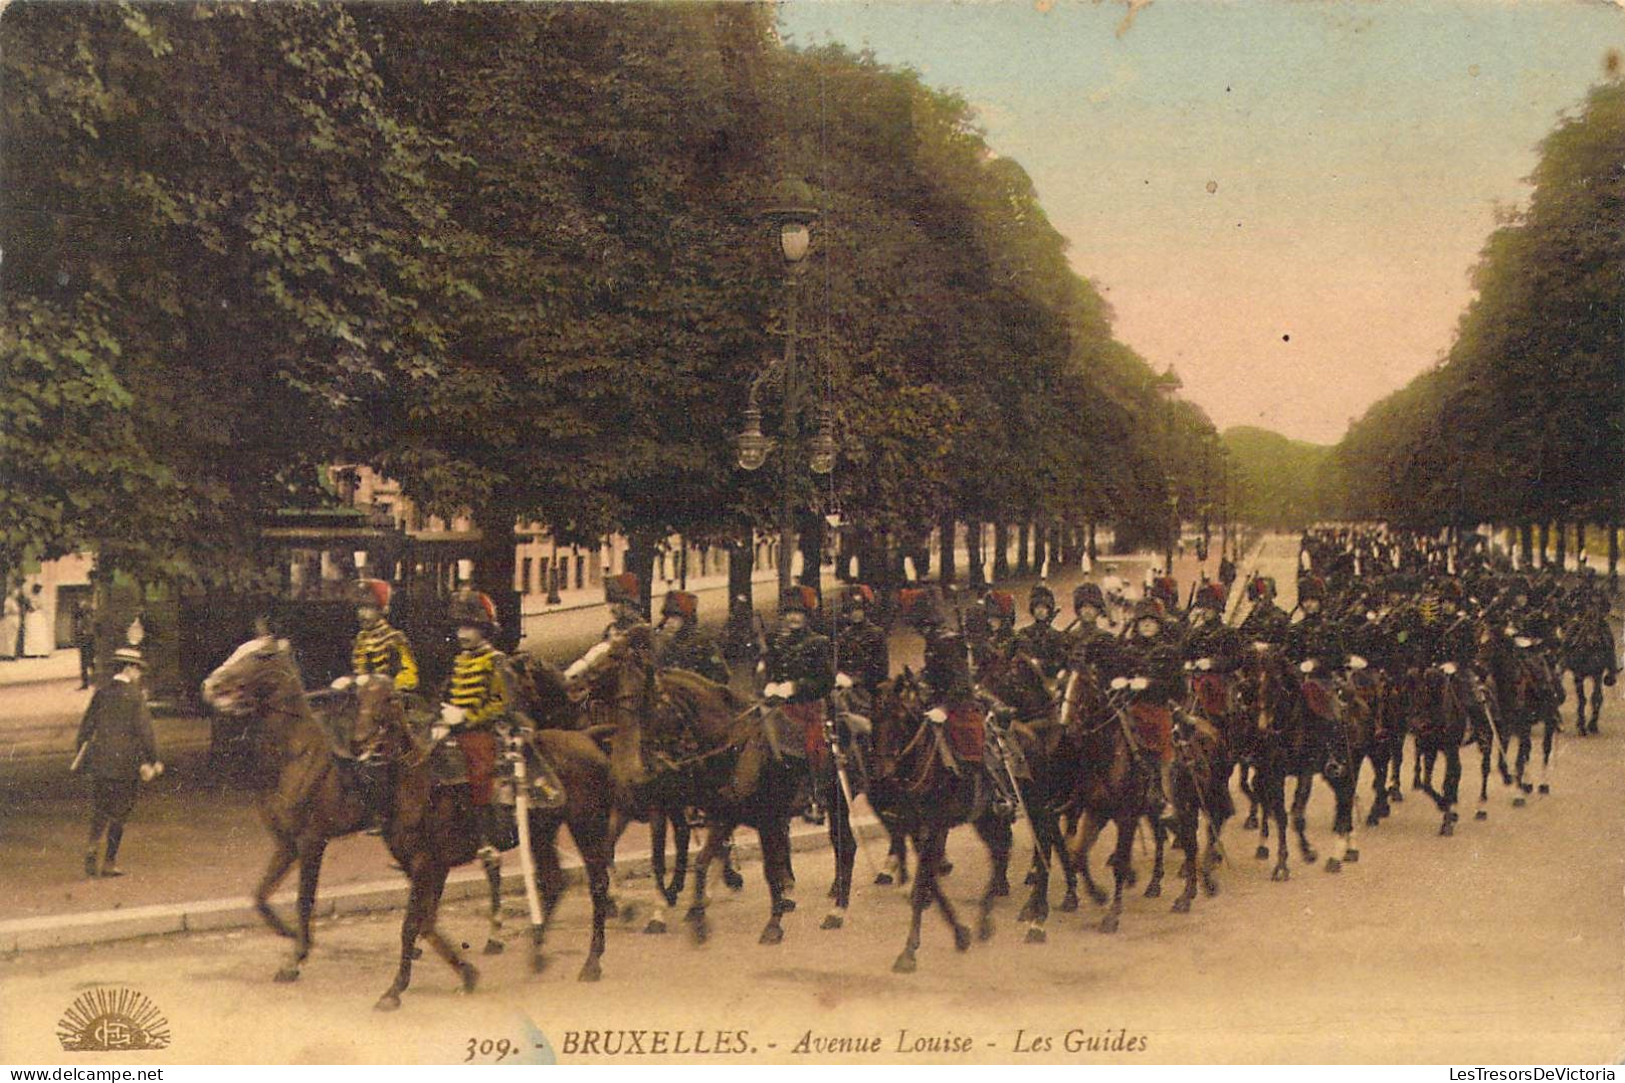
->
[[56, 988, 171, 1052]]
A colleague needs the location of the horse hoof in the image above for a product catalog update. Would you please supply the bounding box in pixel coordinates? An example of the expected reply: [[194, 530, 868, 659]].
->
[[1017, 901, 1036, 922], [1024, 869, 1039, 886], [1301, 848, 1318, 865], [1059, 892, 1080, 913], [1440, 821, 1455, 837], [1122, 869, 1139, 888], [874, 872, 894, 886], [893, 952, 918, 974], [759, 924, 784, 946], [1143, 881, 1162, 899], [643, 919, 667, 935], [778, 897, 797, 913], [723, 869, 745, 892], [1389, 789, 1404, 803], [1271, 865, 1290, 883], [1519, 783, 1534, 795], [578, 960, 602, 983], [1203, 877, 1220, 898], [1255, 845, 1270, 861], [411, 946, 423, 960], [1365, 813, 1382, 828], [482, 938, 504, 955], [531, 952, 547, 975], [1345, 849, 1360, 863], [1512, 797, 1527, 809], [273, 966, 300, 984], [1025, 926, 1048, 944], [1475, 809, 1488, 821], [954, 925, 973, 952], [1171, 897, 1192, 914], [939, 861, 955, 878], [460, 963, 479, 994], [374, 993, 401, 1012], [1089, 888, 1109, 907], [1538, 784, 1550, 795], [991, 878, 1010, 898], [820, 913, 845, 931], [1324, 857, 1342, 874], [1099, 915, 1120, 934]]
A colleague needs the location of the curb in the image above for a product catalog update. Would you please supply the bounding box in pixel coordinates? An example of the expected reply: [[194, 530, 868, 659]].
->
[[0, 818, 890, 955]]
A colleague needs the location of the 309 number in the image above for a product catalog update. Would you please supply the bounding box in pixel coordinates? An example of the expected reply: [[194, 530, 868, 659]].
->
[[464, 1037, 518, 1062]]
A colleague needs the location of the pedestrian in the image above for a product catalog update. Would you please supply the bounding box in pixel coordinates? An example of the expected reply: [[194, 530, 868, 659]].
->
[[0, 588, 18, 660], [73, 600, 96, 689], [72, 646, 162, 878], [22, 583, 51, 658]]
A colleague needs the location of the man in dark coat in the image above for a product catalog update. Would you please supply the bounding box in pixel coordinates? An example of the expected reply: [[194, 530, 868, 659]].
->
[[1012, 583, 1069, 679], [73, 647, 161, 878], [73, 600, 96, 690], [833, 584, 889, 697], [654, 589, 731, 685]]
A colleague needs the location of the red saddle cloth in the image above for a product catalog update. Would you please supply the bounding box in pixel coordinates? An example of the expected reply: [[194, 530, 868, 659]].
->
[[1300, 677, 1339, 721], [455, 729, 497, 806], [784, 701, 829, 768], [1128, 702, 1172, 761], [944, 703, 985, 763], [1193, 672, 1228, 718]]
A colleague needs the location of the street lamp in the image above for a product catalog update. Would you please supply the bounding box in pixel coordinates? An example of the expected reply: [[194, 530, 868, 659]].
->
[[1153, 365, 1183, 575], [734, 178, 841, 596]]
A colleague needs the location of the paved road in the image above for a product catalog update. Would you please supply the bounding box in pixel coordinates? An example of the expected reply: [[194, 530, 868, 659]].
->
[[2, 537, 1620, 1064]]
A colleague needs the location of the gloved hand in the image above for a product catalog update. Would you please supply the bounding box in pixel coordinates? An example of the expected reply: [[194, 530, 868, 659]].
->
[[330, 675, 355, 692], [440, 703, 468, 728], [431, 724, 451, 742], [925, 707, 948, 724], [139, 761, 164, 782], [834, 672, 854, 690], [763, 681, 789, 700]]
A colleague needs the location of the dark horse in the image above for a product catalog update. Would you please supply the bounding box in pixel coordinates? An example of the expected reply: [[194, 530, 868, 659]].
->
[[202, 639, 615, 1007], [1059, 666, 1225, 931], [1485, 626, 1559, 802], [868, 672, 1013, 971], [1563, 601, 1616, 738], [565, 627, 803, 947]]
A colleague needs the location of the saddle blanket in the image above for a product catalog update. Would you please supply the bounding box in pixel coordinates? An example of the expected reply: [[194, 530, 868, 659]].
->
[[1128, 702, 1172, 761], [1300, 677, 1340, 721], [945, 704, 985, 763], [456, 729, 498, 806], [1192, 673, 1228, 718]]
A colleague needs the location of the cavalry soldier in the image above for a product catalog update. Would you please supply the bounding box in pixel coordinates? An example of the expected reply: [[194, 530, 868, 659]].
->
[[440, 590, 561, 866], [834, 584, 889, 698], [1240, 575, 1290, 640], [1149, 574, 1181, 617], [1283, 575, 1356, 725], [1423, 578, 1492, 722], [1112, 599, 1188, 817], [980, 590, 1018, 667], [348, 578, 419, 698], [1064, 581, 1118, 677], [654, 589, 730, 685], [761, 586, 836, 817], [1012, 583, 1069, 679], [603, 571, 646, 637], [1183, 582, 1242, 715]]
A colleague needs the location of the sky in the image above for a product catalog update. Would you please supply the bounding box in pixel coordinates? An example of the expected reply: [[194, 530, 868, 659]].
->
[[778, 0, 1625, 444]]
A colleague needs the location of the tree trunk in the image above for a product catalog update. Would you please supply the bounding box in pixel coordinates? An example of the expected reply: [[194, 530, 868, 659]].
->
[[992, 522, 1011, 582], [938, 514, 958, 585], [1033, 521, 1048, 577], [1537, 521, 1549, 569], [472, 503, 521, 650], [1088, 521, 1098, 562], [967, 520, 986, 589], [624, 529, 659, 620], [1609, 521, 1619, 592], [727, 531, 755, 616], [1555, 520, 1567, 572], [1015, 522, 1031, 577], [1520, 521, 1534, 568], [796, 509, 823, 594]]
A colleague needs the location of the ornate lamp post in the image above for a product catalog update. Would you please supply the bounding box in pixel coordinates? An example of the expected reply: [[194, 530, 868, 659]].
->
[[735, 179, 839, 597], [1153, 365, 1183, 575]]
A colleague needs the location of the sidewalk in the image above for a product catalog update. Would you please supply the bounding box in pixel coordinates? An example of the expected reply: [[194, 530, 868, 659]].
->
[[0, 648, 84, 687]]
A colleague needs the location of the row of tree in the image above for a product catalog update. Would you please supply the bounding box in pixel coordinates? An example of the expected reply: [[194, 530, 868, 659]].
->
[[1322, 76, 1624, 561], [2, 2, 1217, 607]]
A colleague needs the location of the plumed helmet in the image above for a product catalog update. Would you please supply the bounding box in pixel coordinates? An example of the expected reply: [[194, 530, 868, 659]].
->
[[985, 590, 1016, 622], [352, 578, 391, 612], [1195, 582, 1227, 611], [779, 584, 819, 615], [112, 646, 147, 668], [842, 584, 876, 612], [898, 586, 946, 630], [604, 572, 640, 607], [449, 588, 498, 630], [1150, 576, 1179, 610], [1133, 598, 1166, 622], [662, 590, 698, 620], [1028, 583, 1056, 615], [1297, 575, 1327, 602], [1072, 582, 1106, 612]]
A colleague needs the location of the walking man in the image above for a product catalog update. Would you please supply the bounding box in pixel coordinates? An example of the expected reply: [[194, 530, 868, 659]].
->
[[73, 647, 162, 878]]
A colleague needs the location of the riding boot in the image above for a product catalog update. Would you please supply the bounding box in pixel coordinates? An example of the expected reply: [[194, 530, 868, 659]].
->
[[723, 736, 764, 802], [1157, 760, 1179, 826]]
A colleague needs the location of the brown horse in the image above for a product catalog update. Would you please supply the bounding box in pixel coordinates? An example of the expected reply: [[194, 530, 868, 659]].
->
[[868, 671, 1012, 971], [1059, 666, 1223, 932], [565, 628, 802, 947]]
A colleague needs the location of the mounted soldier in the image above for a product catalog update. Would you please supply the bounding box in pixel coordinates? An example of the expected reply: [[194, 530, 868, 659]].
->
[[761, 585, 835, 818], [603, 571, 647, 638], [653, 589, 730, 686], [1064, 581, 1119, 679], [1183, 581, 1242, 720], [1239, 575, 1290, 641], [979, 589, 1018, 668], [1012, 583, 1069, 680], [1112, 598, 1188, 817], [345, 579, 420, 704], [834, 584, 889, 703]]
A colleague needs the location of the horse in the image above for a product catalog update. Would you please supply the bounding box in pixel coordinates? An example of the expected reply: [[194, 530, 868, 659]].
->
[[868, 671, 1014, 970], [1058, 665, 1223, 932], [1249, 647, 1362, 879], [1484, 624, 1559, 802], [1404, 660, 1477, 836], [1563, 602, 1616, 737], [564, 627, 803, 947]]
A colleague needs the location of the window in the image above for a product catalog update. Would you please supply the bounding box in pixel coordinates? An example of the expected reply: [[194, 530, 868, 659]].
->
[[575, 555, 585, 590], [521, 557, 533, 595]]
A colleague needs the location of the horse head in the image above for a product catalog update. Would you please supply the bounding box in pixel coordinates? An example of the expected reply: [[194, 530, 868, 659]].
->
[[563, 627, 655, 720], [351, 673, 412, 757], [202, 635, 305, 720], [511, 653, 583, 730]]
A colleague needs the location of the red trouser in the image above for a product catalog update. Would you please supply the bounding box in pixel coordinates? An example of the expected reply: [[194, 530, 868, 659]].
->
[[455, 729, 497, 806]]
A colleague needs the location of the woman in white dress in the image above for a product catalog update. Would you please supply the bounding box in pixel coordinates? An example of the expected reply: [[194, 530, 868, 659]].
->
[[22, 584, 52, 658], [0, 591, 19, 660]]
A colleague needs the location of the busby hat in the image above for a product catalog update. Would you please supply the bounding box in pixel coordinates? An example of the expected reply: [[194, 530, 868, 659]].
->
[[1132, 598, 1166, 622], [1150, 576, 1179, 610], [1072, 582, 1106, 612], [1028, 583, 1056, 615], [604, 572, 640, 607], [449, 589, 498, 630], [353, 578, 391, 612], [779, 584, 819, 615], [1195, 582, 1227, 611], [842, 584, 876, 612], [662, 590, 698, 620], [985, 590, 1016, 621], [898, 586, 946, 630]]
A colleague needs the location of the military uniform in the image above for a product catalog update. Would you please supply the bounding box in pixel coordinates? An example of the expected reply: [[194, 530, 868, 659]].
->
[[1113, 601, 1188, 812], [350, 580, 419, 694], [1012, 584, 1069, 679], [1239, 577, 1290, 641], [654, 590, 730, 685], [834, 585, 889, 695]]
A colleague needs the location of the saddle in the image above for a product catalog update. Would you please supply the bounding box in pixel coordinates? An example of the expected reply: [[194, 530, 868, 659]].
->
[[944, 703, 985, 763], [1192, 672, 1228, 718], [1300, 676, 1341, 721]]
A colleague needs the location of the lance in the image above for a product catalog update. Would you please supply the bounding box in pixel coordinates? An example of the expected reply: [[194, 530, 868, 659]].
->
[[506, 730, 546, 970]]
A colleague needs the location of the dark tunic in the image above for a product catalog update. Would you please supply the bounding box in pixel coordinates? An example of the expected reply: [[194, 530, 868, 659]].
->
[[75, 677, 158, 780], [656, 623, 731, 685], [1012, 618, 1069, 679], [834, 619, 889, 694]]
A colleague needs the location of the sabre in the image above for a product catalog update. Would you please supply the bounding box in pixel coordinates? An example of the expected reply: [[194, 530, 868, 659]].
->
[[823, 700, 881, 878], [506, 731, 546, 967]]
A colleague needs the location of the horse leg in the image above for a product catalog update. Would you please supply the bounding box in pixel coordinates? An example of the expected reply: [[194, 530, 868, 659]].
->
[[684, 819, 728, 946], [1367, 746, 1390, 826], [1099, 817, 1136, 932], [1170, 793, 1200, 914], [1387, 731, 1405, 803], [1144, 817, 1165, 899], [1441, 744, 1462, 834], [579, 828, 614, 983], [416, 867, 479, 997], [821, 779, 856, 930], [926, 824, 972, 952], [375, 865, 431, 1011], [254, 838, 300, 946], [988, 814, 1012, 899], [893, 829, 929, 972], [1540, 711, 1558, 794], [1324, 776, 1354, 873], [1265, 771, 1290, 882], [1291, 774, 1316, 864], [281, 839, 327, 982], [480, 842, 505, 955], [1240, 762, 1260, 830], [974, 813, 1011, 942], [1071, 811, 1110, 906]]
